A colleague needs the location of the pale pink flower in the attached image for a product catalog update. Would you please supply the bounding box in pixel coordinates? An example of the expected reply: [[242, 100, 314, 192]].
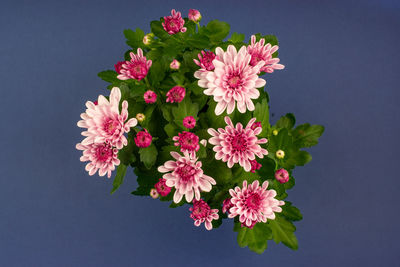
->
[[166, 86, 186, 103], [208, 117, 268, 172], [77, 87, 137, 150], [158, 151, 216, 203], [170, 59, 180, 70], [222, 198, 233, 214], [76, 142, 119, 178], [150, 188, 159, 199], [188, 9, 202, 23], [194, 50, 217, 71], [228, 180, 285, 227], [162, 9, 187, 35], [249, 159, 262, 173], [134, 129, 152, 148], [195, 45, 266, 115], [155, 178, 172, 197], [183, 116, 196, 129], [247, 35, 285, 73], [173, 131, 200, 153], [275, 168, 289, 184], [144, 90, 157, 104], [114, 61, 124, 74], [189, 199, 219, 230], [117, 48, 152, 81]]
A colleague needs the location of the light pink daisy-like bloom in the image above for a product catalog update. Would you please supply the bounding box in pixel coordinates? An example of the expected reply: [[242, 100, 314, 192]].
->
[[144, 90, 157, 104], [134, 129, 152, 148], [189, 199, 219, 230], [154, 178, 172, 197], [228, 180, 285, 227], [275, 168, 290, 184], [222, 198, 233, 214], [196, 45, 266, 115], [247, 35, 285, 74], [114, 61, 124, 74], [150, 188, 159, 199], [166, 86, 186, 103], [173, 131, 200, 153], [183, 116, 196, 129], [208, 117, 268, 172], [188, 9, 202, 23], [170, 59, 180, 70], [117, 48, 152, 81], [77, 87, 137, 150], [76, 142, 119, 178], [158, 151, 216, 203], [162, 9, 187, 35], [249, 159, 262, 173]]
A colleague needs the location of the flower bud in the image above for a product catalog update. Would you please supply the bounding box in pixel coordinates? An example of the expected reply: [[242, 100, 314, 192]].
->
[[276, 149, 285, 159], [275, 168, 289, 184], [150, 188, 159, 199], [170, 59, 180, 70], [272, 129, 278, 136], [136, 113, 145, 122], [143, 33, 154, 45], [188, 9, 201, 23]]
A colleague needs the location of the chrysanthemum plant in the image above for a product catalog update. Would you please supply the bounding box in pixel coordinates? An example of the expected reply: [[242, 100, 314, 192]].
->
[[76, 9, 324, 254]]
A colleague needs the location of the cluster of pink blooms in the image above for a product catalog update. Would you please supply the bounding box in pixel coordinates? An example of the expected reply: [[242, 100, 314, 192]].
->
[[117, 48, 152, 81], [166, 86, 186, 103], [162, 9, 187, 34], [144, 90, 157, 104], [190, 199, 219, 230], [173, 131, 200, 154], [134, 129, 152, 148], [208, 117, 268, 172], [76, 87, 137, 178], [183, 116, 196, 129], [228, 180, 285, 228]]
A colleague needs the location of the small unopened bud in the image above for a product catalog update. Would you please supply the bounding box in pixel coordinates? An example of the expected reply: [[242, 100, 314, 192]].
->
[[143, 33, 154, 45], [272, 129, 278, 136], [276, 149, 285, 159], [150, 188, 159, 199], [188, 9, 202, 23], [136, 113, 145, 122], [275, 168, 289, 184], [170, 59, 180, 70]]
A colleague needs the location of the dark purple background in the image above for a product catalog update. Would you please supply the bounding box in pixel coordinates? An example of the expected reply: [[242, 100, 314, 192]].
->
[[1, 0, 399, 266]]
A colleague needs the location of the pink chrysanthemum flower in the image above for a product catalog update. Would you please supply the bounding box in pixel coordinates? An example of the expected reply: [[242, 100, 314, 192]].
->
[[189, 199, 219, 230], [195, 45, 266, 115], [77, 87, 137, 150], [275, 168, 290, 184], [117, 48, 152, 81], [222, 198, 234, 214], [134, 129, 152, 148], [249, 159, 262, 173], [162, 9, 187, 35], [247, 35, 285, 73], [188, 9, 202, 23], [76, 142, 119, 178], [144, 90, 157, 104], [155, 178, 172, 197], [114, 61, 124, 74], [194, 50, 218, 71], [173, 131, 200, 153], [166, 86, 186, 103], [208, 117, 268, 172], [183, 116, 196, 129], [228, 180, 285, 227], [250, 121, 262, 130], [158, 151, 216, 203]]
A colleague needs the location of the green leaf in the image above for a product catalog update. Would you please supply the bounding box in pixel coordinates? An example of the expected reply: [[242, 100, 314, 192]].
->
[[205, 20, 230, 43], [98, 70, 119, 83], [268, 215, 299, 250], [150, 20, 169, 40], [139, 144, 158, 169], [281, 202, 303, 221], [202, 158, 232, 184], [229, 32, 245, 43], [124, 28, 145, 49], [234, 222, 272, 254], [257, 157, 276, 180], [131, 167, 159, 196], [148, 60, 165, 87], [275, 113, 296, 130], [111, 164, 128, 194], [164, 123, 178, 137], [267, 128, 292, 155], [187, 34, 210, 49], [172, 97, 199, 129], [253, 98, 270, 137], [292, 124, 325, 148], [118, 133, 136, 165]]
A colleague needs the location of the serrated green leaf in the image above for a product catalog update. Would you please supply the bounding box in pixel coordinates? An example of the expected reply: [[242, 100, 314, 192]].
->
[[98, 70, 119, 83], [205, 20, 230, 43], [118, 134, 136, 165], [150, 20, 169, 40], [229, 32, 245, 43], [131, 167, 159, 196], [276, 113, 296, 130], [172, 97, 199, 129], [124, 28, 145, 50], [268, 215, 298, 250], [234, 222, 272, 254], [164, 123, 178, 138], [257, 157, 276, 180], [148, 60, 165, 87], [281, 202, 303, 221], [111, 164, 128, 194], [292, 124, 325, 148], [139, 144, 158, 169], [253, 98, 270, 137]]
